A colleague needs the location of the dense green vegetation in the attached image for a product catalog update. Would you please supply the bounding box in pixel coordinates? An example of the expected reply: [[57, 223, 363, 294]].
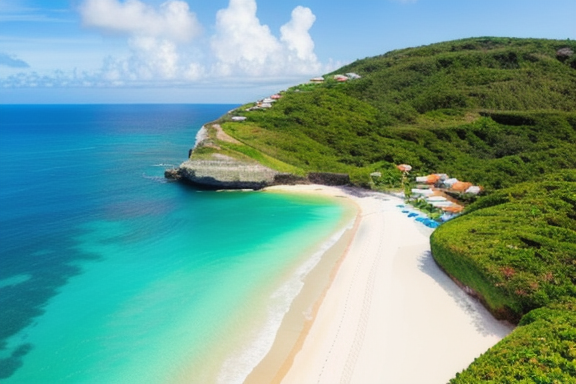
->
[[451, 299, 576, 383], [338, 37, 576, 117], [432, 172, 576, 380], [431, 177, 576, 321], [217, 37, 576, 189], [196, 37, 576, 380]]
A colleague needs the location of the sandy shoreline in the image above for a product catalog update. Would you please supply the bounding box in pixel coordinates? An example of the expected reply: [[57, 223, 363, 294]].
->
[[245, 184, 513, 384]]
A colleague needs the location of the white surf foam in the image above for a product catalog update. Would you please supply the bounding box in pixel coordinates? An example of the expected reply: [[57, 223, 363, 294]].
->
[[216, 219, 355, 384]]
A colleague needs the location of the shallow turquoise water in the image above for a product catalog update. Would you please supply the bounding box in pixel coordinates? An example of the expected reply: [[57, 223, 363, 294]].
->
[[0, 105, 345, 383]]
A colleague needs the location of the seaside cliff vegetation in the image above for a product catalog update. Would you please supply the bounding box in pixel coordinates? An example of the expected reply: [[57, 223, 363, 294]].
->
[[191, 37, 576, 381]]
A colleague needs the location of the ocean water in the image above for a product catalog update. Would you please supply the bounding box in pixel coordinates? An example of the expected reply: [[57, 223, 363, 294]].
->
[[0, 105, 347, 383]]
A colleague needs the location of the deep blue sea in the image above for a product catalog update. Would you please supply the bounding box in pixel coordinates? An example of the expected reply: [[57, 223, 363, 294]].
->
[[0, 105, 346, 383]]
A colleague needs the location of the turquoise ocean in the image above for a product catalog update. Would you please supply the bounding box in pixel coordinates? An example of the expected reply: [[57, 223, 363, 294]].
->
[[0, 105, 347, 383]]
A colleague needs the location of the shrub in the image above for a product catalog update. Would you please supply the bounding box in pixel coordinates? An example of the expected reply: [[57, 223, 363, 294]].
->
[[451, 299, 576, 383], [431, 181, 576, 321]]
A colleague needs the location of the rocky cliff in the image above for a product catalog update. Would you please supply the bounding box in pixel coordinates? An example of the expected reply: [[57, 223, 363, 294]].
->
[[165, 158, 351, 190], [166, 158, 279, 190]]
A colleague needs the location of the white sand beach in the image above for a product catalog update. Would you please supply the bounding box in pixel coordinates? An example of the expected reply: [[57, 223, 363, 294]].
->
[[248, 184, 513, 384]]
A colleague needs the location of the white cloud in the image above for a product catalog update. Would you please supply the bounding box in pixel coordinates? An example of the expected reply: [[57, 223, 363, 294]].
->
[[99, 36, 204, 82], [2, 0, 337, 92], [80, 0, 201, 42], [211, 0, 322, 77], [280, 6, 317, 62], [211, 0, 283, 75], [99, 38, 175, 82], [79, 0, 205, 82]]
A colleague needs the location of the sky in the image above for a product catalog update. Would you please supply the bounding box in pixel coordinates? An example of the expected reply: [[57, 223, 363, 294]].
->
[[1, 0, 575, 104]]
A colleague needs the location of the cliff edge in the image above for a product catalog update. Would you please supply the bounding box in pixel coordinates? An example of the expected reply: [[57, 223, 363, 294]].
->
[[167, 157, 278, 190]]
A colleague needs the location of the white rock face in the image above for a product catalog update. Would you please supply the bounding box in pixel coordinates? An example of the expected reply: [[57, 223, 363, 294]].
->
[[178, 159, 278, 189]]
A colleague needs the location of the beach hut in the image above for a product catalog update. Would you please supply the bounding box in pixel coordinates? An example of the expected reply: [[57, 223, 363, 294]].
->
[[451, 181, 473, 192], [426, 196, 447, 202], [465, 186, 482, 195], [430, 201, 455, 208], [442, 205, 464, 213], [411, 188, 434, 196], [443, 178, 459, 187], [396, 164, 412, 172], [416, 174, 441, 184]]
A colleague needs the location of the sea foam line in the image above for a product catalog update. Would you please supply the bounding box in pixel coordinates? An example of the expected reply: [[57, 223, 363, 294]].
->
[[216, 219, 355, 384], [194, 126, 208, 148]]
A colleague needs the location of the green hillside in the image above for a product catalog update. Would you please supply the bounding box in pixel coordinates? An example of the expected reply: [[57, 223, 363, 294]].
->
[[197, 37, 576, 381], [215, 37, 576, 190]]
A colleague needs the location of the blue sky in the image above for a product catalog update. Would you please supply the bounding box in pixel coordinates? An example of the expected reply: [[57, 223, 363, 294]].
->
[[1, 0, 575, 104]]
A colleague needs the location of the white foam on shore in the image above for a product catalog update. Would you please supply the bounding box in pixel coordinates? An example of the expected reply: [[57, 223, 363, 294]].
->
[[194, 126, 208, 148], [216, 220, 354, 384]]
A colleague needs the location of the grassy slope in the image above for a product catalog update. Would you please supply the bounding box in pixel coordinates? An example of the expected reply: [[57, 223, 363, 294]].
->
[[207, 37, 576, 380], [218, 37, 576, 188]]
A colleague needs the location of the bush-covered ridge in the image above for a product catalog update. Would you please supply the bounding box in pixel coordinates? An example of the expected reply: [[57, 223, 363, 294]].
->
[[338, 37, 576, 115], [215, 37, 575, 189], [432, 171, 576, 380], [222, 99, 576, 190], [451, 299, 576, 383], [196, 37, 576, 381], [431, 178, 576, 321]]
